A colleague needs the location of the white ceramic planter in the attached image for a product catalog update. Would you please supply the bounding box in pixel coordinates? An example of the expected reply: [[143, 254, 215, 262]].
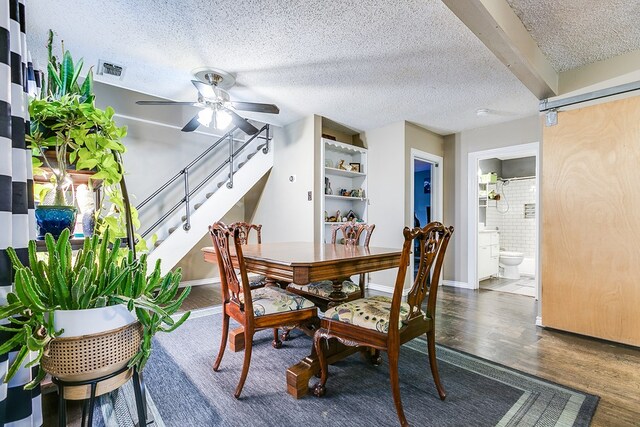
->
[[52, 305, 137, 337]]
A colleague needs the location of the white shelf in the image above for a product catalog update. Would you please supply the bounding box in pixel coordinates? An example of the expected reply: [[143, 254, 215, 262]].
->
[[324, 221, 367, 226], [325, 194, 367, 201], [325, 167, 366, 178], [320, 132, 367, 243], [323, 138, 367, 154]]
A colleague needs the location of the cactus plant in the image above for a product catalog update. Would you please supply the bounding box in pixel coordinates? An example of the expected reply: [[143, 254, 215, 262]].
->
[[0, 228, 191, 389]]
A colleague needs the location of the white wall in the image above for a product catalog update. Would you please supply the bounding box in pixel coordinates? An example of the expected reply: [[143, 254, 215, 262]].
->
[[449, 115, 541, 285], [250, 115, 319, 242], [486, 178, 536, 257], [175, 202, 244, 282], [361, 121, 406, 289]]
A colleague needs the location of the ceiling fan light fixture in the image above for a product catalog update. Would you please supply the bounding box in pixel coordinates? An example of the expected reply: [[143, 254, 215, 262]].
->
[[197, 108, 214, 127], [215, 109, 232, 130]]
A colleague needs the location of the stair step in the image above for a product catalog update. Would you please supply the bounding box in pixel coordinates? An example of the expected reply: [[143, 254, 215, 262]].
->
[[181, 215, 187, 222], [194, 202, 203, 210], [154, 239, 164, 248], [206, 192, 215, 199], [247, 152, 256, 160], [238, 162, 245, 168], [168, 226, 178, 234], [217, 181, 226, 188], [257, 143, 266, 151]]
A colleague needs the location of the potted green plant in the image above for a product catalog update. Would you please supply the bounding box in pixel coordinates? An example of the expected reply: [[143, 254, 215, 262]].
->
[[0, 228, 191, 388], [30, 30, 128, 239]]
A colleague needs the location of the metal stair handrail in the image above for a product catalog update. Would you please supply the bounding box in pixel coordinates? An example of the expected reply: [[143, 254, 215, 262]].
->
[[137, 124, 271, 238]]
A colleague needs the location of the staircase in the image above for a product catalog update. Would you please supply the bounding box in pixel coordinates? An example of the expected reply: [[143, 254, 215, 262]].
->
[[137, 125, 273, 274]]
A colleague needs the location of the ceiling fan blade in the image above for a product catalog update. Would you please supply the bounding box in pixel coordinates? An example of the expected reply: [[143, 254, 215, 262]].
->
[[191, 80, 216, 99], [230, 101, 280, 114], [181, 114, 201, 132], [136, 101, 196, 106], [225, 108, 259, 135]]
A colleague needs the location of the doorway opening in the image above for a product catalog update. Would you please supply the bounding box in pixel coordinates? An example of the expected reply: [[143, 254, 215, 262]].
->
[[467, 143, 540, 300], [411, 149, 442, 283]]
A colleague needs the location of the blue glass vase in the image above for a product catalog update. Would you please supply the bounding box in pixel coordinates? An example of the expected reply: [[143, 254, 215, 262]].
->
[[35, 205, 77, 239]]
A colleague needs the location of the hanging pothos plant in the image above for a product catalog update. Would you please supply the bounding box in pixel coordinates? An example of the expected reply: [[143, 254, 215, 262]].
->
[[29, 30, 150, 252]]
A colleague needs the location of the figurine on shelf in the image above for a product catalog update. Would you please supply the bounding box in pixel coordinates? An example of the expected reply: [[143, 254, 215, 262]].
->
[[325, 177, 333, 195], [336, 159, 347, 170], [346, 209, 357, 221], [352, 188, 365, 198], [324, 210, 328, 222]]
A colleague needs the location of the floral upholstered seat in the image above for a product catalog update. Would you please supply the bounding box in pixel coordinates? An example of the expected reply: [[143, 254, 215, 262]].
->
[[323, 296, 412, 333], [239, 286, 316, 317], [287, 280, 360, 298]]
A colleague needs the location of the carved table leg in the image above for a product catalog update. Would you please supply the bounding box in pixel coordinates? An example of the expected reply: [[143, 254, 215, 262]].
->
[[286, 335, 360, 399], [327, 277, 349, 301], [265, 277, 278, 287]]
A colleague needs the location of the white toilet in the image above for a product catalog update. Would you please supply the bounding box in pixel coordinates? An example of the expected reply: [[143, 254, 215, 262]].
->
[[499, 251, 524, 279]]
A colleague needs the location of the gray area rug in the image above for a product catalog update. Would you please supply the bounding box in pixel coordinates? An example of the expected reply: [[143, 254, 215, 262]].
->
[[103, 311, 599, 426]]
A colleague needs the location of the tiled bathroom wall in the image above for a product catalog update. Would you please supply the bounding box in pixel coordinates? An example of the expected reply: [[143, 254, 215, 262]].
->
[[485, 178, 536, 257]]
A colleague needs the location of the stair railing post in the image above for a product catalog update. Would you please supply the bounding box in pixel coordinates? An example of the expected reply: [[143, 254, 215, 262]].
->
[[226, 133, 234, 189], [183, 168, 191, 231], [262, 124, 270, 153]]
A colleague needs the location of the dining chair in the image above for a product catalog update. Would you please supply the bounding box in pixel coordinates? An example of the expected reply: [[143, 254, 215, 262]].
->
[[228, 222, 268, 289], [312, 222, 453, 427], [287, 222, 376, 307], [209, 222, 318, 398]]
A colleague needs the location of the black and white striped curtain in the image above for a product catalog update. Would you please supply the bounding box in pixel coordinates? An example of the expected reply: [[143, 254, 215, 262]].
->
[[0, 0, 41, 425]]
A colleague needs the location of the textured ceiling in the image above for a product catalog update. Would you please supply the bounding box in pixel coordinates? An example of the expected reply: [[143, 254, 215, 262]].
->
[[26, 0, 539, 134], [507, 0, 640, 72]]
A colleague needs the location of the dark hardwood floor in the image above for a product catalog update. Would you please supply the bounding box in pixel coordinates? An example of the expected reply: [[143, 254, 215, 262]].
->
[[43, 284, 640, 426], [435, 287, 640, 427]]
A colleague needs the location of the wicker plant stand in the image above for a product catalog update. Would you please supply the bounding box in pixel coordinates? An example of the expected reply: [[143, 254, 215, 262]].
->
[[42, 321, 147, 427]]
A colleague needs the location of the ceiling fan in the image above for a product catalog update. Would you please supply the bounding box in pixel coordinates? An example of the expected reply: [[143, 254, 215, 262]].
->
[[136, 69, 279, 135]]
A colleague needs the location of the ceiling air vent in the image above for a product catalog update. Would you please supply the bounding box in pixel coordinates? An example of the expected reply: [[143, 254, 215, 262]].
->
[[97, 60, 126, 80]]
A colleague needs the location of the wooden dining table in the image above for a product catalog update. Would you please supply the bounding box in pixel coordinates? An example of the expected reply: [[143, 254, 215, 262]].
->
[[202, 241, 403, 398]]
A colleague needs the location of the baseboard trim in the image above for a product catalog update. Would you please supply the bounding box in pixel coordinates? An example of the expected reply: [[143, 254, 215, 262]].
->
[[535, 316, 543, 327], [442, 280, 474, 289], [366, 282, 409, 297], [174, 305, 222, 321], [180, 273, 260, 288], [179, 278, 218, 288]]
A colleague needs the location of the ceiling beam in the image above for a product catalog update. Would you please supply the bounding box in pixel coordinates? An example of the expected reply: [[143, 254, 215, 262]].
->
[[559, 49, 640, 95], [442, 0, 558, 99]]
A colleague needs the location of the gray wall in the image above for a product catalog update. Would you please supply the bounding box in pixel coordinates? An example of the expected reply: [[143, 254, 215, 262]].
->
[[479, 158, 502, 177], [448, 115, 541, 285], [502, 156, 536, 178]]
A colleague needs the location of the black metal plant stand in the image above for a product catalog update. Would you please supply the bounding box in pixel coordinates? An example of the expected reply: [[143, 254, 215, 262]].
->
[[53, 152, 146, 427], [52, 365, 148, 427]]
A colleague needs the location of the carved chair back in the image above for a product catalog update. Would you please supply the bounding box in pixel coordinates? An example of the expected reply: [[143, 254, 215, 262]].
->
[[209, 222, 253, 315], [228, 222, 262, 245], [330, 222, 375, 247], [389, 222, 453, 332]]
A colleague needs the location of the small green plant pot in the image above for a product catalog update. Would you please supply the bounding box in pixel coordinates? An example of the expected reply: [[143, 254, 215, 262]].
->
[[35, 205, 77, 239]]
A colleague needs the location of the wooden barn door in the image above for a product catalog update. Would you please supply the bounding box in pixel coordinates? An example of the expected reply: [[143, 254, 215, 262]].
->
[[542, 95, 640, 346]]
